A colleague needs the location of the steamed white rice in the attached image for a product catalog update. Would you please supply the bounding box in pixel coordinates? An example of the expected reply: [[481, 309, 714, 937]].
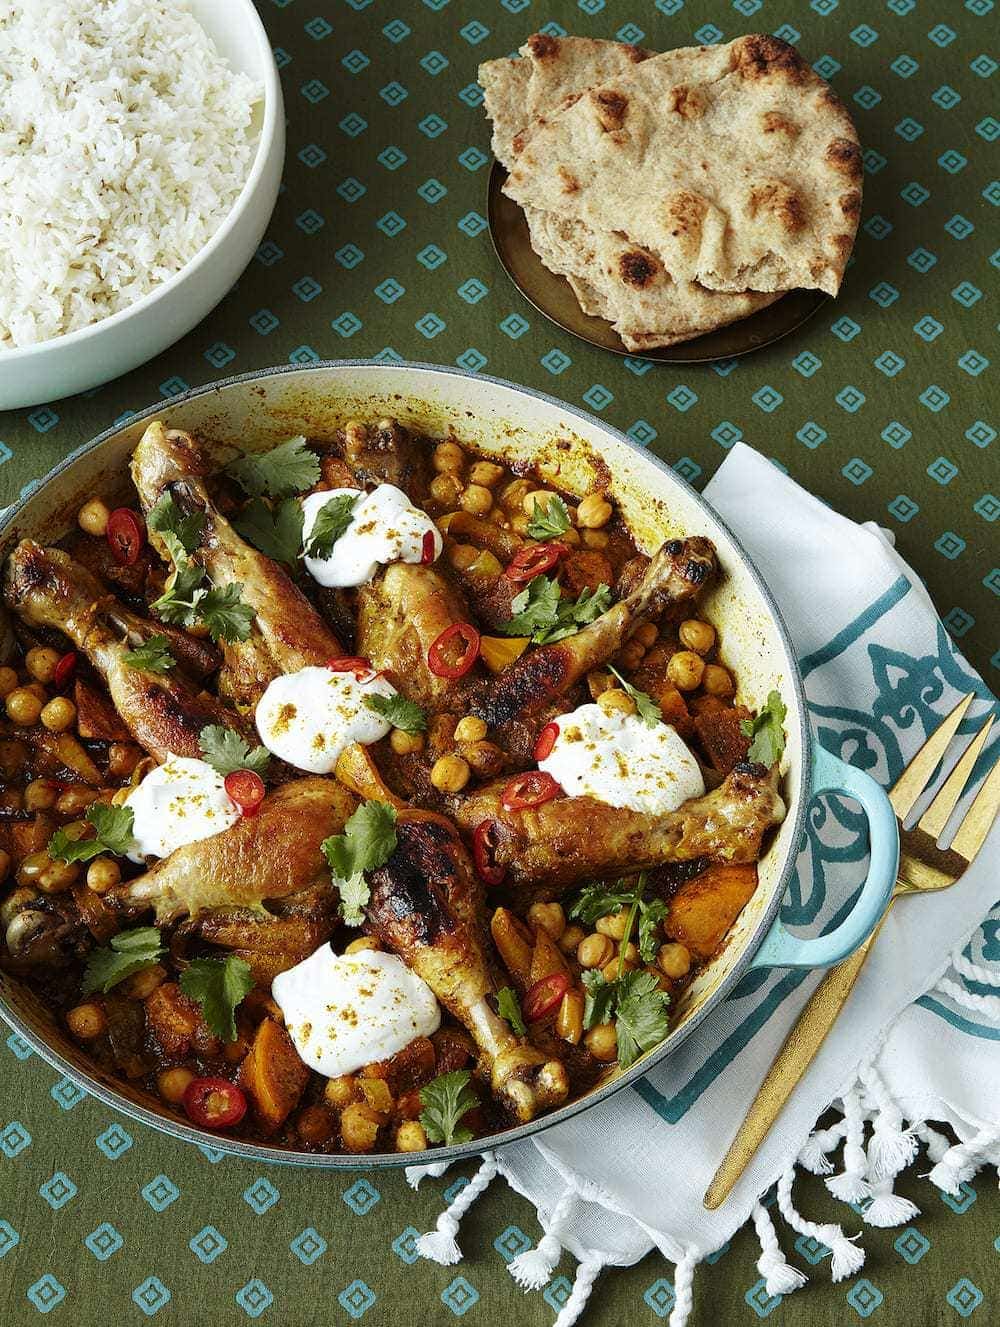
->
[[0, 0, 262, 350]]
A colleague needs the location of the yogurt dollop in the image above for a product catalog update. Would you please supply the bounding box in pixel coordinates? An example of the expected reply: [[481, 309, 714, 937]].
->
[[125, 755, 240, 861], [538, 702, 705, 816], [255, 664, 397, 774], [272, 946, 441, 1078], [302, 484, 442, 588]]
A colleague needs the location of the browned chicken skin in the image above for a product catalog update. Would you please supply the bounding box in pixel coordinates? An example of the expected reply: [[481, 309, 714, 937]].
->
[[453, 762, 786, 897], [2, 540, 251, 762], [366, 815, 568, 1120], [130, 421, 342, 704]]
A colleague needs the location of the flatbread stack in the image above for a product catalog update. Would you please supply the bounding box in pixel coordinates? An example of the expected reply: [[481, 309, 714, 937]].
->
[[479, 33, 862, 350]]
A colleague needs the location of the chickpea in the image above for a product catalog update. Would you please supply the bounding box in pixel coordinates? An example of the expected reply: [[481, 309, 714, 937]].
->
[[359, 1076, 394, 1118], [667, 649, 705, 692], [296, 1104, 336, 1146], [587, 670, 613, 700], [448, 543, 480, 572], [66, 1002, 108, 1041], [657, 942, 692, 979], [522, 488, 559, 518], [635, 622, 659, 649], [595, 908, 631, 941], [107, 743, 142, 779], [396, 1120, 429, 1153], [678, 619, 716, 655], [0, 666, 18, 698], [527, 901, 566, 941], [23, 681, 48, 702], [454, 715, 487, 743], [469, 461, 504, 489], [6, 688, 42, 726], [509, 513, 531, 536], [500, 478, 533, 511], [597, 688, 636, 718], [558, 923, 586, 955], [344, 936, 381, 954], [340, 1101, 381, 1153], [461, 740, 503, 778], [389, 728, 425, 756], [1, 887, 38, 928], [0, 849, 10, 881], [433, 441, 465, 475], [430, 753, 470, 794], [582, 529, 609, 550], [56, 786, 99, 817], [460, 484, 493, 516], [17, 851, 51, 886], [124, 963, 166, 999], [25, 646, 60, 684], [78, 497, 111, 537], [157, 1066, 195, 1105], [324, 1075, 359, 1109], [703, 664, 735, 698], [86, 857, 121, 894], [40, 697, 76, 732], [429, 473, 462, 506], [577, 933, 614, 969], [577, 494, 613, 529], [560, 527, 581, 547], [584, 1022, 618, 1062], [602, 956, 638, 982], [38, 859, 80, 893], [24, 779, 59, 813]]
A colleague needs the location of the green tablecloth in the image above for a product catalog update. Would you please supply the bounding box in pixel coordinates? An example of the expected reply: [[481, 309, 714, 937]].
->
[[0, 1, 997, 1323]]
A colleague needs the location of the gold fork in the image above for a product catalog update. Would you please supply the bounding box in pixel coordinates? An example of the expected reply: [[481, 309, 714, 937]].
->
[[704, 691, 1000, 1209]]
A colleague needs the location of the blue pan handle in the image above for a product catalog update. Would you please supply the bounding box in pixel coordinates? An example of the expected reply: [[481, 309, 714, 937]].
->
[[749, 744, 899, 970]]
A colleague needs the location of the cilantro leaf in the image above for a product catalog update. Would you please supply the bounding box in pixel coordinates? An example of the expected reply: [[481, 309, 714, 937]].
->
[[199, 725, 270, 778], [526, 494, 571, 540], [122, 634, 175, 674], [231, 497, 304, 566], [151, 554, 206, 626], [539, 583, 612, 644], [613, 969, 671, 1069], [322, 801, 398, 925], [500, 574, 562, 639], [147, 492, 205, 554], [363, 692, 427, 734], [608, 665, 662, 728], [179, 956, 253, 1042], [419, 1069, 478, 1146], [637, 898, 669, 963], [303, 492, 358, 561], [740, 690, 787, 767], [227, 436, 321, 499], [581, 969, 617, 1030], [197, 583, 255, 644], [568, 882, 636, 926], [497, 986, 526, 1036], [49, 803, 136, 863], [81, 926, 165, 995]]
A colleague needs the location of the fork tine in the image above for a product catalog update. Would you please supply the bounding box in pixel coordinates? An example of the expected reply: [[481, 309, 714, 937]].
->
[[950, 748, 1000, 861], [918, 715, 995, 839], [889, 692, 975, 820]]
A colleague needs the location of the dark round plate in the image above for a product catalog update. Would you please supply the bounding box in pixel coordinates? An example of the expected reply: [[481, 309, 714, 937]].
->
[[487, 163, 829, 363]]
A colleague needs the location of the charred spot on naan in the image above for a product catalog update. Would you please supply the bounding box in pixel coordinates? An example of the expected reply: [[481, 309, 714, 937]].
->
[[557, 165, 580, 194], [731, 34, 810, 84], [590, 88, 629, 133], [825, 137, 863, 181], [746, 181, 806, 235], [526, 32, 560, 61], [664, 190, 709, 242], [838, 190, 862, 222], [668, 84, 706, 119], [617, 249, 660, 289], [759, 110, 800, 137]]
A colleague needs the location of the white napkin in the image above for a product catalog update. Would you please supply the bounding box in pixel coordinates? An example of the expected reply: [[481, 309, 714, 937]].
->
[[409, 443, 1000, 1325]]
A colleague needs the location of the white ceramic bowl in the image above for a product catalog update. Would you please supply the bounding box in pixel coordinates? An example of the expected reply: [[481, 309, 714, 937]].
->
[[0, 0, 284, 411]]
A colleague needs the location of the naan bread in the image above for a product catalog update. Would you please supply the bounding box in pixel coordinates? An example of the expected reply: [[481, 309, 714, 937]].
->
[[503, 34, 862, 297], [480, 34, 780, 349]]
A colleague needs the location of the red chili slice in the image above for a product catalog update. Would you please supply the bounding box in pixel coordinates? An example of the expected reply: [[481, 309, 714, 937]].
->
[[182, 1076, 248, 1129], [523, 971, 571, 1023], [427, 622, 480, 679], [326, 656, 375, 681], [532, 722, 559, 763], [53, 651, 78, 690], [225, 769, 266, 817], [504, 541, 568, 584], [501, 771, 563, 811], [106, 508, 145, 566], [472, 819, 505, 887], [420, 529, 437, 565]]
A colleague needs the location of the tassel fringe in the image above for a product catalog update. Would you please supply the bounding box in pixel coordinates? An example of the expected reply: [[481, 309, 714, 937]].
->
[[507, 1187, 578, 1290], [752, 1202, 807, 1296], [414, 1153, 498, 1265], [551, 1255, 604, 1327]]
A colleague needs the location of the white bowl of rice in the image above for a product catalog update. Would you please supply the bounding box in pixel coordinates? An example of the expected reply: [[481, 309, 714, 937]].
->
[[0, 0, 284, 410]]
